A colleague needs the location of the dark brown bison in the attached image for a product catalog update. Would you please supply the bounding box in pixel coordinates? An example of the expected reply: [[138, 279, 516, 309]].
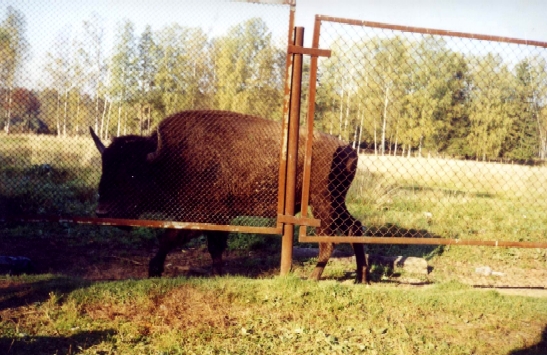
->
[[90, 110, 368, 283]]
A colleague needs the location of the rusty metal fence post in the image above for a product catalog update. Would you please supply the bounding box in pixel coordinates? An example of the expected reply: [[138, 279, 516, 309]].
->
[[279, 27, 304, 276]]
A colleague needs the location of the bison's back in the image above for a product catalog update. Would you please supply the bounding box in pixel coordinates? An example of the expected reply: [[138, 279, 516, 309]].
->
[[149, 110, 352, 224]]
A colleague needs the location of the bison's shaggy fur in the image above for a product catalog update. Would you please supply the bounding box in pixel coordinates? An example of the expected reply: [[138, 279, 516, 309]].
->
[[91, 110, 368, 283]]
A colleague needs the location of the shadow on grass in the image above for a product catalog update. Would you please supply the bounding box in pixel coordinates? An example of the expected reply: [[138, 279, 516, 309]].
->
[[363, 223, 445, 261], [0, 329, 115, 355], [508, 325, 547, 355], [0, 276, 90, 311], [399, 185, 496, 199]]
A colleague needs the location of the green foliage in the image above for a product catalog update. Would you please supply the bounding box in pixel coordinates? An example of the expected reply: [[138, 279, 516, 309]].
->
[[316, 34, 547, 161], [214, 18, 285, 120]]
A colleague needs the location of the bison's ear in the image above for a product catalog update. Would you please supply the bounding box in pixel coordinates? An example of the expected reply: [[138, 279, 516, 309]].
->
[[90, 127, 106, 154]]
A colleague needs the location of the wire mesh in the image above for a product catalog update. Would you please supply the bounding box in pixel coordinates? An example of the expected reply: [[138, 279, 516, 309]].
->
[[306, 17, 547, 247], [0, 1, 291, 229]]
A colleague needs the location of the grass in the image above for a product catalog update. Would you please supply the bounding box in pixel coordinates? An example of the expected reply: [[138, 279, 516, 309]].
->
[[1, 275, 547, 354], [2, 134, 547, 353]]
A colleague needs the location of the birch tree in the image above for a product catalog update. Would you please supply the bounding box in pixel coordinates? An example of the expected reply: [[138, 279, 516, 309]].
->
[[0, 6, 28, 134], [109, 19, 137, 137]]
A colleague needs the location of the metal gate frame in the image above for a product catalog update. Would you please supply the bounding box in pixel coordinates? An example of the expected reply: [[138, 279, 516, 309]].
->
[[5, 2, 298, 238], [296, 14, 547, 250]]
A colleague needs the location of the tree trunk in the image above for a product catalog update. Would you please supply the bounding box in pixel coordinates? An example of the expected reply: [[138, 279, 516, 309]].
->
[[63, 89, 69, 137], [95, 89, 100, 133], [373, 115, 378, 156], [100, 98, 108, 140], [338, 88, 344, 140], [357, 107, 364, 155], [76, 93, 81, 135], [4, 87, 12, 134], [344, 89, 350, 141], [56, 91, 61, 137], [105, 99, 113, 140], [139, 102, 143, 135], [123, 109, 128, 135], [116, 101, 122, 137], [381, 86, 390, 156]]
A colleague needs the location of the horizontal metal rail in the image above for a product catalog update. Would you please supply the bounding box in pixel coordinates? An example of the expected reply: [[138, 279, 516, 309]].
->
[[316, 15, 547, 48], [299, 235, 547, 249], [4, 215, 282, 235]]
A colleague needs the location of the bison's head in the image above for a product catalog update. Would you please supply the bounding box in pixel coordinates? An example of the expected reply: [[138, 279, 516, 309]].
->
[[91, 128, 158, 219]]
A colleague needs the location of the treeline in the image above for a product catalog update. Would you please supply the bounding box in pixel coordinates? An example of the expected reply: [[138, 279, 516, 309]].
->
[[315, 36, 547, 161], [0, 7, 285, 139], [2, 6, 547, 161]]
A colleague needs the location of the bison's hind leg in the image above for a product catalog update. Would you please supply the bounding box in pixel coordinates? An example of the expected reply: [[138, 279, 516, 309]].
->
[[309, 241, 335, 281], [340, 209, 370, 284]]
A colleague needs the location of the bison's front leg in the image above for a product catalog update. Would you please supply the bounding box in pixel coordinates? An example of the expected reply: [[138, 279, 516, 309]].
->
[[206, 231, 228, 276], [149, 229, 180, 277], [149, 229, 201, 277]]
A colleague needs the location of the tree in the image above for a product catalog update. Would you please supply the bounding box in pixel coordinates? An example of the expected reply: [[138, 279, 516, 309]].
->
[[316, 38, 364, 143], [44, 27, 73, 136], [82, 13, 107, 134], [108, 19, 137, 138], [0, 87, 43, 133], [365, 36, 411, 155], [135, 25, 159, 135], [214, 18, 285, 119], [0, 6, 28, 134], [502, 58, 547, 160], [400, 37, 470, 156], [155, 24, 208, 119], [467, 54, 514, 160]]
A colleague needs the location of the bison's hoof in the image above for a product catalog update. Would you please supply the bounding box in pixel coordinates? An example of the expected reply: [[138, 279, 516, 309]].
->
[[148, 265, 164, 278], [354, 269, 371, 284], [308, 270, 322, 281]]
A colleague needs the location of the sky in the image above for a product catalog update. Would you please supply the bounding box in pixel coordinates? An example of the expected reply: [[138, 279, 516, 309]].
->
[[296, 0, 547, 44], [1, 0, 547, 88]]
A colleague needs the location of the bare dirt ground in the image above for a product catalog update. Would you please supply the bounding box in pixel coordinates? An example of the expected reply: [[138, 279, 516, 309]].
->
[[1, 234, 546, 298]]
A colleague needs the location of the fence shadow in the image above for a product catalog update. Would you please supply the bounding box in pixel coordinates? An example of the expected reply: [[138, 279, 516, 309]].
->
[[0, 276, 90, 311], [508, 325, 547, 355], [0, 329, 115, 355], [363, 223, 445, 260]]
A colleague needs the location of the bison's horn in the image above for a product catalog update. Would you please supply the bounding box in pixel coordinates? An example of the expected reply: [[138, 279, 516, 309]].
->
[[146, 127, 162, 162], [89, 127, 105, 154]]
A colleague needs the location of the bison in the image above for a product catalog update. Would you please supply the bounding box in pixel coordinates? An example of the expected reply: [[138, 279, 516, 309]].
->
[[90, 110, 368, 283]]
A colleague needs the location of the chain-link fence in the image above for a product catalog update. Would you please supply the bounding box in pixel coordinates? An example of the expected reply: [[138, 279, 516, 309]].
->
[[300, 16, 547, 251], [0, 1, 292, 232]]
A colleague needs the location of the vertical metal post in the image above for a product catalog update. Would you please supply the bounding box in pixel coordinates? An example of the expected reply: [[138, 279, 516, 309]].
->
[[276, 2, 295, 231], [298, 16, 322, 238], [280, 26, 305, 276]]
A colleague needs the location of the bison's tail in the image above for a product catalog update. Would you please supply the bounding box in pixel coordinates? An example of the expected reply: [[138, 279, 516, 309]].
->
[[328, 145, 358, 201]]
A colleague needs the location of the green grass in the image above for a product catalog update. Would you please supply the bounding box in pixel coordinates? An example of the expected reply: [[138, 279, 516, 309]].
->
[[1, 275, 547, 354], [2, 135, 547, 354]]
